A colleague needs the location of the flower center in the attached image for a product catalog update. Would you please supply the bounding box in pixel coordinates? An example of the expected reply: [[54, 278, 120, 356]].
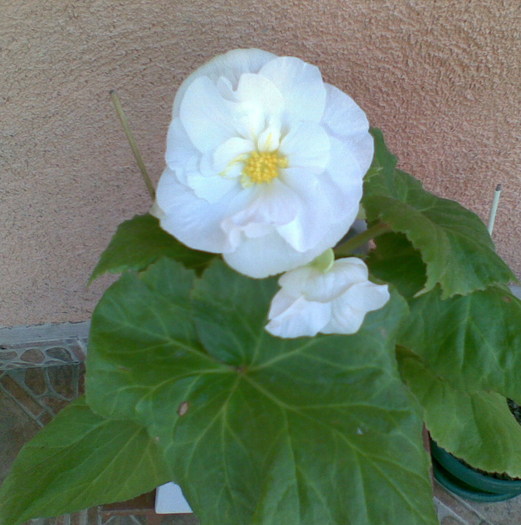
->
[[242, 151, 288, 184]]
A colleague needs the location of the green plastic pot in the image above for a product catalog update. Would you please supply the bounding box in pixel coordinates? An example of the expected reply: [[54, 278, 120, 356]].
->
[[431, 440, 521, 502]]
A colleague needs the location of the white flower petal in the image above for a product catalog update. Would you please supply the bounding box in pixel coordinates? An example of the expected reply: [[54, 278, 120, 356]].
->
[[265, 258, 390, 338], [185, 172, 238, 202], [324, 281, 389, 334], [339, 280, 391, 313], [257, 118, 282, 152], [156, 168, 250, 253], [280, 122, 330, 173], [278, 265, 317, 295], [212, 137, 252, 173], [165, 119, 200, 181], [266, 294, 331, 338], [221, 181, 299, 251], [233, 74, 285, 140], [156, 49, 373, 279], [179, 76, 237, 153], [259, 56, 327, 122], [321, 305, 365, 335], [276, 168, 335, 252], [173, 49, 277, 116], [322, 84, 374, 175], [223, 232, 320, 278]]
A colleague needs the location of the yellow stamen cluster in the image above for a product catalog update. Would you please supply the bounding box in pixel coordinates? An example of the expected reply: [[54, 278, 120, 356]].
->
[[242, 151, 288, 184]]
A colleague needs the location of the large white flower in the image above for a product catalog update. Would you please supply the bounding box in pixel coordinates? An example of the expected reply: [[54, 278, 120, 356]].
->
[[266, 257, 389, 338], [153, 49, 374, 278]]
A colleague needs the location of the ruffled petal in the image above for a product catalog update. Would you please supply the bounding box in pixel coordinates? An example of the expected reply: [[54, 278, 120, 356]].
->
[[185, 172, 239, 202], [164, 119, 200, 183], [257, 117, 282, 152], [233, 73, 285, 141], [280, 122, 330, 173], [223, 232, 320, 278], [276, 168, 337, 252], [266, 294, 331, 338], [322, 84, 374, 175], [173, 49, 277, 116], [321, 303, 365, 335], [155, 168, 250, 253], [259, 56, 327, 123], [179, 76, 237, 153], [304, 258, 369, 302], [220, 181, 299, 249], [324, 280, 390, 334], [212, 137, 253, 173]]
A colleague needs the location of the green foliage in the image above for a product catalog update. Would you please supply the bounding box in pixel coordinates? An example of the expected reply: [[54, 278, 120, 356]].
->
[[398, 286, 521, 401], [398, 349, 521, 477], [84, 259, 438, 524], [366, 233, 427, 299], [363, 130, 515, 298], [90, 214, 214, 282], [0, 398, 170, 525]]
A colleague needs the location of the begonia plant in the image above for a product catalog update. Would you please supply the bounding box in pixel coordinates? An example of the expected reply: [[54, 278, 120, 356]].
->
[[1, 48, 521, 525]]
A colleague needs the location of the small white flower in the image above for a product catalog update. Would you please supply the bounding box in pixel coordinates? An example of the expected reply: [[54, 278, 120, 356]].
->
[[266, 257, 390, 338], [153, 49, 374, 278]]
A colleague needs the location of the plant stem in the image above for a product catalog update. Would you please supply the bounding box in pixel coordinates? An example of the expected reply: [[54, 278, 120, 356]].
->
[[334, 222, 391, 257], [110, 90, 155, 200], [487, 183, 502, 236]]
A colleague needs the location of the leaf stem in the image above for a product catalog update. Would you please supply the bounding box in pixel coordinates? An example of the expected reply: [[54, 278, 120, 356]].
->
[[334, 222, 391, 257], [110, 90, 155, 200]]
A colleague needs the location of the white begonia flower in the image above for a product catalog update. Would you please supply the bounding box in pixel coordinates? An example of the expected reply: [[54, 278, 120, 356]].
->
[[266, 257, 390, 338], [153, 49, 374, 278]]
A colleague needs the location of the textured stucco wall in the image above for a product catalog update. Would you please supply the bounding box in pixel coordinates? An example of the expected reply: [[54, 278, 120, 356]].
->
[[1, 0, 520, 327]]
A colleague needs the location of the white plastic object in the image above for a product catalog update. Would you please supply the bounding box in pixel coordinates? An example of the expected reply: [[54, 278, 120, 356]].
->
[[155, 482, 193, 514]]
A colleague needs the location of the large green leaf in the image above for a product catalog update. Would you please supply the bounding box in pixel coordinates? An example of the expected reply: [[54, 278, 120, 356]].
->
[[87, 258, 438, 525], [90, 213, 214, 282], [86, 258, 221, 422], [398, 349, 521, 477], [398, 286, 521, 401], [363, 134, 514, 298], [0, 397, 170, 525], [366, 233, 427, 299]]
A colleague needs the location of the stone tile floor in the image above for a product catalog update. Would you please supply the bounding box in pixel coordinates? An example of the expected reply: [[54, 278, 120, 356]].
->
[[2, 361, 521, 524]]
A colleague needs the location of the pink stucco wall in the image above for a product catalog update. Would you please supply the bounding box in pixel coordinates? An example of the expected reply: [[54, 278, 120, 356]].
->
[[1, 0, 520, 327]]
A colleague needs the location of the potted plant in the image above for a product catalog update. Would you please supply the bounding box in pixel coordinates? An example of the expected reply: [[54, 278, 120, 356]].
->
[[1, 48, 521, 525], [431, 438, 521, 502]]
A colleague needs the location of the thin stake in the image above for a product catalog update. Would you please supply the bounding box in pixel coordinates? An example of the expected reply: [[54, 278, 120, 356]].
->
[[110, 90, 155, 200], [487, 184, 502, 235]]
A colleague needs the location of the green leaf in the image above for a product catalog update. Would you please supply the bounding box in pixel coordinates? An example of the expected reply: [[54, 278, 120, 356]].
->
[[366, 233, 427, 299], [87, 258, 438, 525], [398, 286, 521, 401], [90, 214, 214, 282], [363, 169, 514, 297], [365, 128, 397, 180], [362, 131, 514, 298], [86, 258, 221, 421], [398, 349, 521, 477], [0, 398, 170, 525]]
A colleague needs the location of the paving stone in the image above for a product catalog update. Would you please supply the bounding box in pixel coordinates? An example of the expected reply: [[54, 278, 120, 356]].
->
[[41, 396, 70, 415], [467, 496, 521, 525], [46, 365, 76, 399], [441, 517, 466, 524], [0, 350, 17, 362], [0, 374, 44, 416], [25, 367, 47, 395], [46, 347, 74, 363], [20, 348, 45, 364], [0, 389, 40, 482]]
